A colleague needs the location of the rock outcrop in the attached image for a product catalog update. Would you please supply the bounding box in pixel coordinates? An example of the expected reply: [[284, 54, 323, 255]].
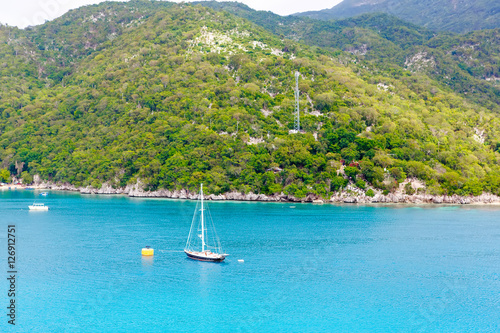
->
[[34, 180, 500, 205]]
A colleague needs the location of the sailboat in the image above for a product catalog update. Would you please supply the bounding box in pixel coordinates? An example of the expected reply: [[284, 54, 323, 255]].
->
[[184, 184, 227, 262]]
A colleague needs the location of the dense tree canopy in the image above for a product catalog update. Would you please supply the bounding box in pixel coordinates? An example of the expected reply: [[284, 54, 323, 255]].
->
[[1, 2, 499, 198]]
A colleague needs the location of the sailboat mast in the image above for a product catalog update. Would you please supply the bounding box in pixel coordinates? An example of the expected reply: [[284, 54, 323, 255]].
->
[[201, 183, 205, 252]]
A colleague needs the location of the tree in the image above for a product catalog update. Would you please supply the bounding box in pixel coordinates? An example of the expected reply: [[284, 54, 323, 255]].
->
[[404, 183, 415, 195], [389, 167, 406, 183], [355, 179, 366, 189], [21, 171, 33, 185], [344, 166, 358, 180], [0, 169, 11, 183]]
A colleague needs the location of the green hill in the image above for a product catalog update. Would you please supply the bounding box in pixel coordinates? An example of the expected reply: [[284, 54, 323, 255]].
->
[[196, 3, 500, 113], [1, 1, 500, 198], [295, 0, 500, 33]]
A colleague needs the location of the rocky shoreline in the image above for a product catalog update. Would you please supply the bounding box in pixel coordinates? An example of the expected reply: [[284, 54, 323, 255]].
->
[[34, 180, 500, 205]]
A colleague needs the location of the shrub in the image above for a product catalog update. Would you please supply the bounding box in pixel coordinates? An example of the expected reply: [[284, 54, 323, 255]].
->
[[268, 183, 283, 194], [366, 188, 375, 197], [460, 178, 482, 196], [0, 169, 10, 183], [389, 167, 407, 183], [355, 179, 366, 189], [91, 179, 102, 189], [331, 176, 348, 191], [404, 182, 415, 195], [21, 171, 33, 185], [344, 166, 359, 180]]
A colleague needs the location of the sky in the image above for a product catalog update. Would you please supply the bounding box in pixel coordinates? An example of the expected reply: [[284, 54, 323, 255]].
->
[[0, 0, 342, 28]]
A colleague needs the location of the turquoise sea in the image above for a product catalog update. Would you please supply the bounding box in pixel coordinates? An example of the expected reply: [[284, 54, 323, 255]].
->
[[0, 189, 499, 332]]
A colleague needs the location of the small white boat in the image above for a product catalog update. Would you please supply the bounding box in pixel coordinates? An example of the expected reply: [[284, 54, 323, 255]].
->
[[29, 203, 49, 211], [40, 192, 48, 196], [184, 184, 227, 262]]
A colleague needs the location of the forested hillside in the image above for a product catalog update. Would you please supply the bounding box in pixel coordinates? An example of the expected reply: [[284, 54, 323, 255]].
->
[[198, 2, 500, 113], [1, 1, 500, 198], [295, 0, 500, 33]]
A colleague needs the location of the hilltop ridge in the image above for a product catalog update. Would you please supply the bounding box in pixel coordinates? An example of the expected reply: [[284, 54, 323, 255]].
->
[[294, 0, 500, 33], [198, 2, 500, 111]]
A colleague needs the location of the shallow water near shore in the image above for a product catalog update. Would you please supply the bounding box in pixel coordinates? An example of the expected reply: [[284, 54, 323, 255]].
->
[[1, 189, 499, 332]]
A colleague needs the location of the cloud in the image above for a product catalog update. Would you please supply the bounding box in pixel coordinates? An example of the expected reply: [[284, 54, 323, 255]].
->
[[0, 0, 120, 28]]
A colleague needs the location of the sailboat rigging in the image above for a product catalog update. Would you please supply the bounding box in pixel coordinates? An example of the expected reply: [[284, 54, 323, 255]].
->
[[184, 184, 227, 262]]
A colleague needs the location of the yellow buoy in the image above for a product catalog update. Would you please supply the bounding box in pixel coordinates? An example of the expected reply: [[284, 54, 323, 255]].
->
[[141, 246, 154, 256]]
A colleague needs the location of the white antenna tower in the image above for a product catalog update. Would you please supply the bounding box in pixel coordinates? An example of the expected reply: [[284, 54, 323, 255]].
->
[[294, 71, 300, 133]]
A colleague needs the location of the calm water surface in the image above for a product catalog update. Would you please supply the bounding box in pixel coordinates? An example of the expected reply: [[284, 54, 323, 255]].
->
[[0, 190, 499, 332]]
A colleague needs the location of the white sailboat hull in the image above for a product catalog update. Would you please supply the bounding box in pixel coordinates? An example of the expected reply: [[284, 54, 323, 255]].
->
[[184, 250, 225, 262], [29, 205, 49, 211]]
